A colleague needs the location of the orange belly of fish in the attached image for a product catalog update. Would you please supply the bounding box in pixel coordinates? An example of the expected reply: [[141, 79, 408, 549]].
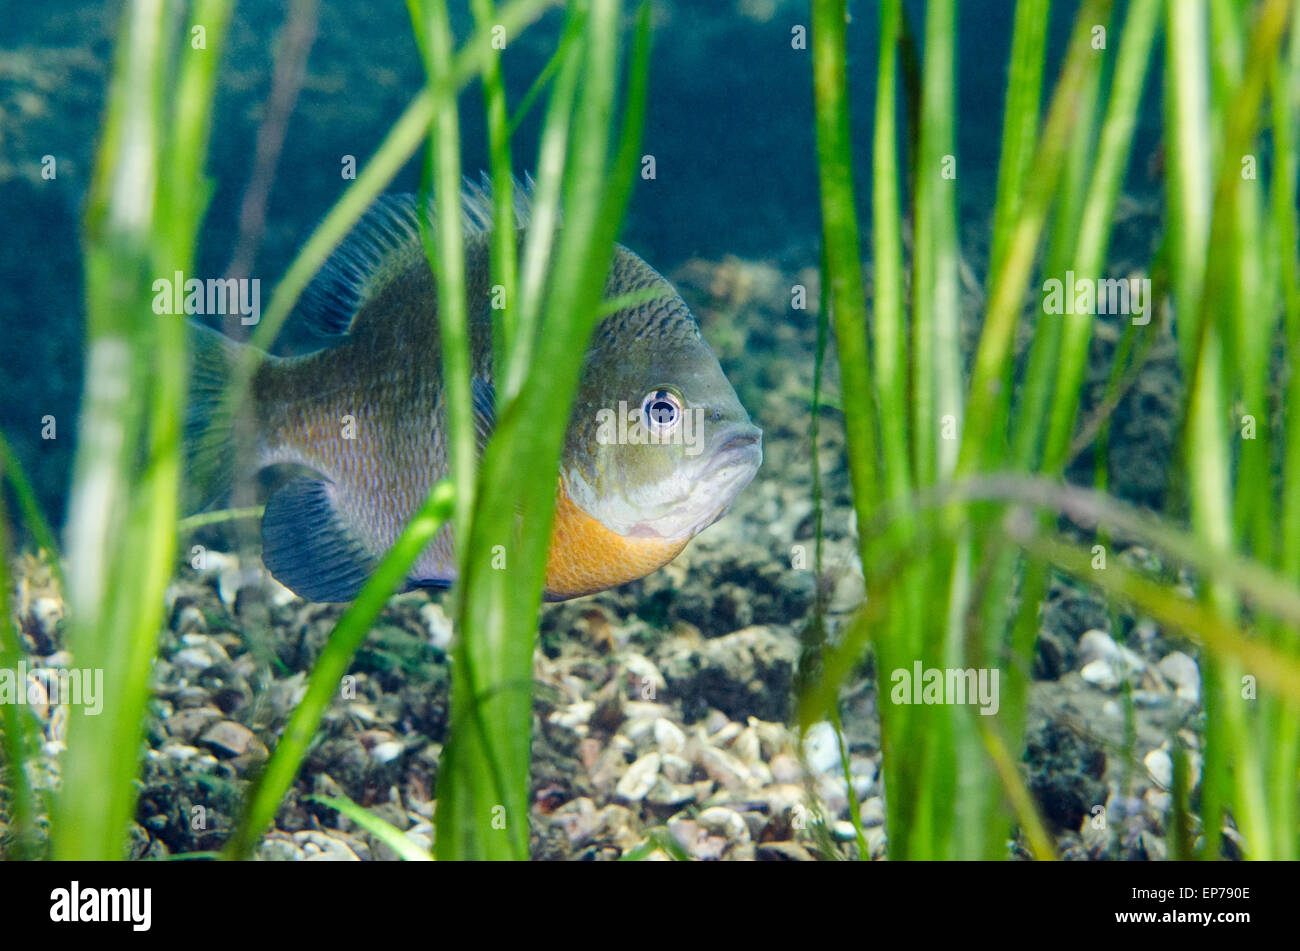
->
[[544, 481, 688, 599]]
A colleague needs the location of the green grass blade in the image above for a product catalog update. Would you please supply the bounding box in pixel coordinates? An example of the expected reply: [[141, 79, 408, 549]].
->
[[410, 0, 475, 557], [1042, 0, 1160, 470], [473, 0, 520, 410], [500, 9, 586, 404], [306, 794, 433, 861], [0, 432, 65, 589], [54, 0, 231, 861], [989, 0, 1049, 280], [1176, 0, 1291, 860], [508, 20, 580, 136], [957, 0, 1113, 480], [871, 0, 908, 508], [0, 494, 41, 859], [1278, 5, 1300, 580], [176, 505, 264, 533], [224, 481, 454, 859], [434, 0, 651, 861], [811, 0, 879, 524]]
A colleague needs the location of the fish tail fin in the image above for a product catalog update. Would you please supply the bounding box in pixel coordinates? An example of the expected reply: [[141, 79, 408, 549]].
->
[[184, 323, 253, 509]]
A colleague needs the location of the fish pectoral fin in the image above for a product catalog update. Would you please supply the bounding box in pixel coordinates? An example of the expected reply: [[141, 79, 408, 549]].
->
[[261, 478, 378, 603]]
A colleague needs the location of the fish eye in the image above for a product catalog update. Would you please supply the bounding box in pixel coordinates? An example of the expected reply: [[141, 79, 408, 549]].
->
[[641, 388, 683, 435]]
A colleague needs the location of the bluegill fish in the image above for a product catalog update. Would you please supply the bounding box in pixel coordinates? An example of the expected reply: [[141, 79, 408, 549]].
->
[[187, 181, 761, 602]]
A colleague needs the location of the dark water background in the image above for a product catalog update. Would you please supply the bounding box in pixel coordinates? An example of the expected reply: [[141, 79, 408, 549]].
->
[[0, 0, 1158, 528]]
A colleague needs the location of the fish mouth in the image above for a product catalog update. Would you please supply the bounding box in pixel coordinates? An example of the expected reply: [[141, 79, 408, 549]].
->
[[582, 423, 763, 542], [702, 424, 763, 478]]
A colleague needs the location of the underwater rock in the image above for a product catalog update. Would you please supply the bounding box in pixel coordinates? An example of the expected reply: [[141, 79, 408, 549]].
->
[[658, 624, 798, 722], [1079, 659, 1121, 691], [548, 700, 595, 735], [295, 830, 364, 861], [27, 596, 63, 648], [859, 796, 885, 828], [172, 645, 219, 674], [1041, 585, 1111, 662], [729, 725, 763, 767], [173, 604, 206, 636], [1106, 339, 1181, 508], [399, 822, 434, 855], [419, 602, 454, 651], [1157, 651, 1200, 704], [801, 721, 841, 775], [1077, 630, 1147, 693], [695, 743, 755, 792], [198, 719, 257, 758], [163, 705, 222, 743], [828, 568, 866, 614], [644, 776, 696, 810], [1024, 720, 1107, 832], [864, 826, 888, 859], [756, 840, 813, 861], [367, 738, 405, 765], [696, 806, 749, 842], [1077, 629, 1120, 666], [1033, 628, 1069, 680], [652, 717, 686, 755], [614, 752, 661, 803], [769, 753, 802, 784], [831, 820, 858, 842], [667, 816, 700, 853], [623, 653, 667, 699]]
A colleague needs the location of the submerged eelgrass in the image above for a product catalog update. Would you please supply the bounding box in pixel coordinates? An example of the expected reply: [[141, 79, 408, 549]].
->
[[226, 0, 650, 861], [409, 0, 651, 860], [7, 0, 1299, 864], [42, 0, 232, 860], [805, 0, 1300, 859], [0, 0, 648, 860]]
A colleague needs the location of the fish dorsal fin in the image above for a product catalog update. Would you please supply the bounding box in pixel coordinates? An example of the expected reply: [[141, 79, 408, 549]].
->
[[294, 194, 428, 340], [294, 174, 537, 342], [261, 477, 379, 602], [460, 170, 537, 233]]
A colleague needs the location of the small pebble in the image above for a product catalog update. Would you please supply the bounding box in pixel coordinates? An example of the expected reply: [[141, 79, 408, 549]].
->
[[769, 753, 802, 784], [199, 720, 256, 758], [859, 796, 885, 827], [420, 603, 455, 651], [652, 718, 686, 755], [1077, 629, 1120, 666], [1145, 748, 1173, 789], [1158, 651, 1200, 704], [615, 752, 661, 803], [696, 806, 748, 841], [802, 721, 840, 774], [757, 841, 813, 861], [1080, 658, 1120, 690]]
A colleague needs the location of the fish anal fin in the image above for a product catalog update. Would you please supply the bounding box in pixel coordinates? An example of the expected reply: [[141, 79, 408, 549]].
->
[[261, 478, 378, 602]]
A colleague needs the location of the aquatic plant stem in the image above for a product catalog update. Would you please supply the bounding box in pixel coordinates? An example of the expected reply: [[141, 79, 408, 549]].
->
[[0, 432, 65, 589], [54, 0, 230, 861], [225, 481, 454, 860], [471, 0, 519, 395], [434, 0, 651, 860], [0, 493, 40, 859]]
